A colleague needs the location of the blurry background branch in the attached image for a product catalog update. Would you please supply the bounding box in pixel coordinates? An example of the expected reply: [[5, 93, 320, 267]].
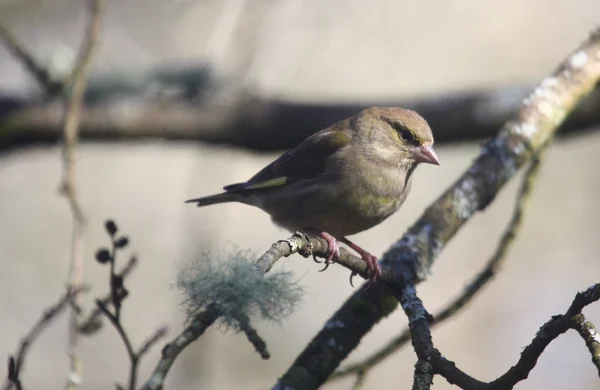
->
[[0, 80, 599, 153]]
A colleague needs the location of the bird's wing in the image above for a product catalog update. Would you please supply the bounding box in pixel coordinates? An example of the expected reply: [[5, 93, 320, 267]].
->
[[223, 126, 352, 193]]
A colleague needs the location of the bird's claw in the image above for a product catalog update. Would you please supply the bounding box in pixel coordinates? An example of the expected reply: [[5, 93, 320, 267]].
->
[[349, 253, 381, 287], [318, 241, 340, 272]]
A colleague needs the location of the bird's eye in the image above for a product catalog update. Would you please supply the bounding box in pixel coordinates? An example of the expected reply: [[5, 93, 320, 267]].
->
[[399, 129, 413, 142]]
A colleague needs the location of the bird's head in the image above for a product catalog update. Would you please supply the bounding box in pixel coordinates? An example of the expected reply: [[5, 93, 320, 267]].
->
[[353, 107, 440, 169]]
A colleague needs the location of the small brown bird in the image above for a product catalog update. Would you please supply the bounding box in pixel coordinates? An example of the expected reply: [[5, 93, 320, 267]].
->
[[185, 107, 440, 283]]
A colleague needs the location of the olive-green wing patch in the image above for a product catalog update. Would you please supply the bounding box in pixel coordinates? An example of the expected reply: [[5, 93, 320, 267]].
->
[[223, 125, 352, 194]]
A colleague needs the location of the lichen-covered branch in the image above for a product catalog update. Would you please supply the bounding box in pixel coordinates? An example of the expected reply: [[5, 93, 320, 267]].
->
[[330, 147, 544, 382], [274, 27, 600, 390], [141, 234, 365, 390], [571, 314, 600, 376]]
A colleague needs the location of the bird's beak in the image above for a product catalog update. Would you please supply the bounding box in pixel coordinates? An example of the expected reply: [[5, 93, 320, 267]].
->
[[414, 145, 441, 166]]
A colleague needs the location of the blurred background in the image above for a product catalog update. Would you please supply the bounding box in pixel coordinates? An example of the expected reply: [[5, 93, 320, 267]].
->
[[0, 0, 599, 389]]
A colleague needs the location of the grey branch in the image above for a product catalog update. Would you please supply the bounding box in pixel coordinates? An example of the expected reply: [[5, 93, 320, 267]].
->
[[274, 26, 600, 390]]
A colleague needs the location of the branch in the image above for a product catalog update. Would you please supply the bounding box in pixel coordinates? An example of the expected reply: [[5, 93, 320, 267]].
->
[[78, 255, 138, 335], [141, 233, 346, 390], [570, 314, 600, 376], [3, 287, 88, 390], [429, 284, 600, 389], [59, 2, 105, 389], [274, 26, 600, 390], [93, 220, 167, 390], [0, 23, 61, 94], [330, 145, 545, 381], [140, 304, 221, 390], [1, 81, 599, 152]]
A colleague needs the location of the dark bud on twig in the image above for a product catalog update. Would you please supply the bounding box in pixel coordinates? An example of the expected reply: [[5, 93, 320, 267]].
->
[[114, 236, 129, 249], [95, 248, 111, 264], [112, 274, 124, 291], [8, 356, 17, 380], [104, 220, 118, 236]]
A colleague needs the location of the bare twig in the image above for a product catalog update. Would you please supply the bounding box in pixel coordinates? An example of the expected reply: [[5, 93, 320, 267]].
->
[[3, 287, 88, 390], [239, 317, 270, 360], [137, 327, 170, 360], [58, 2, 105, 389], [95, 300, 136, 363], [330, 149, 545, 382], [0, 23, 61, 93], [427, 284, 600, 389], [274, 26, 600, 390], [92, 221, 167, 390], [351, 370, 366, 390], [78, 255, 138, 335]]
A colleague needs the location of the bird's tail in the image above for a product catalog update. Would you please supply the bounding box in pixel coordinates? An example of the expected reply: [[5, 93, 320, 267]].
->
[[184, 192, 241, 207]]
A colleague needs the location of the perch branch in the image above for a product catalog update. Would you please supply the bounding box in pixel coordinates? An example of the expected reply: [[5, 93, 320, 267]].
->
[[273, 26, 600, 390], [140, 233, 366, 390]]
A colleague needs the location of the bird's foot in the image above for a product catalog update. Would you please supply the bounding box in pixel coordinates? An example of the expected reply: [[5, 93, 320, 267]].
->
[[303, 229, 340, 271], [340, 238, 382, 287], [317, 231, 340, 272]]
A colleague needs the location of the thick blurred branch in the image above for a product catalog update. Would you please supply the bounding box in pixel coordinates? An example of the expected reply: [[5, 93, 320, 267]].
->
[[0, 78, 599, 152], [273, 27, 600, 390]]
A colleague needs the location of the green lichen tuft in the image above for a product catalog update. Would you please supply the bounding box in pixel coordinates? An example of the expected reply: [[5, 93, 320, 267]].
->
[[176, 247, 304, 331]]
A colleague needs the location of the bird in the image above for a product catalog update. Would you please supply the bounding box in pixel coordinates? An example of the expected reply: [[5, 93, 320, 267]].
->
[[185, 107, 440, 284]]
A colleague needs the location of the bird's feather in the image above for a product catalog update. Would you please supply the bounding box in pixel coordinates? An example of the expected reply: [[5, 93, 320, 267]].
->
[[223, 127, 352, 193]]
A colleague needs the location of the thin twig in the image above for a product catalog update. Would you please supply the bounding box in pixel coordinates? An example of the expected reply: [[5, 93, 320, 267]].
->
[[78, 255, 138, 335], [137, 327, 169, 360], [434, 284, 600, 389], [0, 23, 61, 94], [351, 370, 366, 390], [2, 287, 88, 390], [331, 151, 545, 381], [59, 1, 105, 389], [95, 300, 137, 390], [141, 304, 221, 390], [239, 317, 270, 359]]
